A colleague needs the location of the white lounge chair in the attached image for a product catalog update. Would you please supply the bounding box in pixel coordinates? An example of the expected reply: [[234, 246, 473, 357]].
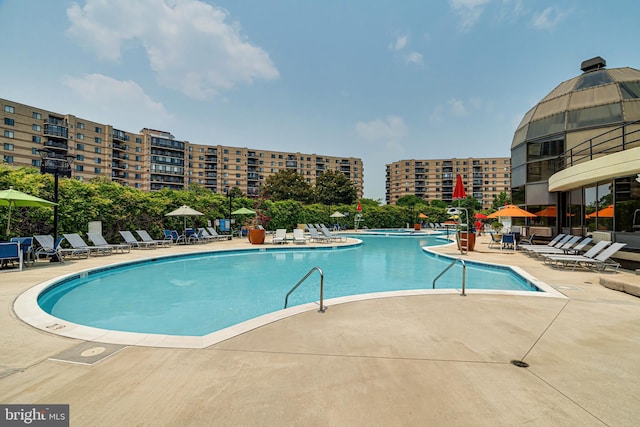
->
[[526, 235, 583, 258], [320, 224, 346, 242], [519, 234, 567, 252], [119, 230, 158, 249], [292, 228, 307, 244], [87, 232, 131, 253], [308, 227, 330, 243], [272, 229, 288, 244], [542, 241, 620, 270]]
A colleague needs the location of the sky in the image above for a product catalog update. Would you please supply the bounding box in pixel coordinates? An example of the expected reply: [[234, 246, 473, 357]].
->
[[1, 0, 639, 202]]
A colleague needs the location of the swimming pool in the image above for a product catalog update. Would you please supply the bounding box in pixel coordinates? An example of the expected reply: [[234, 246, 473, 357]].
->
[[33, 234, 544, 338]]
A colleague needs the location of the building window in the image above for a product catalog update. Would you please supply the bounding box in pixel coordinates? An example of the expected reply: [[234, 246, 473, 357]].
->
[[95, 158, 101, 164], [3, 130, 14, 138], [32, 112, 42, 119], [76, 143, 84, 151], [95, 126, 102, 133], [77, 133, 84, 140], [76, 165, 84, 172], [32, 159, 40, 167], [3, 155, 14, 163], [4, 143, 14, 150], [4, 118, 14, 125], [94, 167, 101, 173], [77, 122, 84, 129], [95, 147, 102, 154], [3, 105, 14, 113], [76, 154, 84, 161], [32, 124, 41, 131], [32, 136, 41, 143], [31, 148, 39, 155], [95, 137, 102, 143]]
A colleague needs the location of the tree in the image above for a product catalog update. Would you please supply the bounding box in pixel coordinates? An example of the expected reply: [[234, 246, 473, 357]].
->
[[396, 195, 424, 207], [314, 170, 357, 205], [261, 170, 313, 203], [492, 192, 511, 210]]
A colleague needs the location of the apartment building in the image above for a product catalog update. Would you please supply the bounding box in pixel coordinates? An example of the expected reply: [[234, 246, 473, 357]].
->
[[385, 157, 511, 208], [1, 98, 363, 197]]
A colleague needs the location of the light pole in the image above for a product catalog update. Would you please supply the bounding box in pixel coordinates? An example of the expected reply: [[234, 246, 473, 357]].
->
[[38, 149, 74, 260], [224, 186, 233, 236]]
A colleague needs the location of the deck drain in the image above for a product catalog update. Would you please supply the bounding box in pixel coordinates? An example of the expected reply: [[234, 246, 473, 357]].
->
[[510, 360, 529, 368]]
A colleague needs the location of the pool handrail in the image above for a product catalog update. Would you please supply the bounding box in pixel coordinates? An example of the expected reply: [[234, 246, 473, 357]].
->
[[432, 258, 467, 296], [284, 266, 326, 312]]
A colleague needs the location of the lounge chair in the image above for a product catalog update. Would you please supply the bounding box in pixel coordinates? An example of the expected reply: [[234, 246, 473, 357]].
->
[[519, 234, 567, 252], [87, 232, 131, 254], [119, 230, 158, 249], [292, 228, 307, 244], [63, 233, 112, 256], [197, 228, 219, 242], [542, 240, 612, 270], [185, 228, 205, 244], [320, 224, 346, 242], [529, 237, 592, 258], [163, 229, 186, 245], [137, 230, 172, 247], [206, 227, 231, 241], [308, 227, 330, 243], [525, 235, 582, 257], [545, 242, 626, 272], [36, 234, 90, 260], [272, 228, 288, 244]]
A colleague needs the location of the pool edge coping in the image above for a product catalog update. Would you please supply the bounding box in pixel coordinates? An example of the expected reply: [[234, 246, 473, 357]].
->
[[13, 237, 567, 350]]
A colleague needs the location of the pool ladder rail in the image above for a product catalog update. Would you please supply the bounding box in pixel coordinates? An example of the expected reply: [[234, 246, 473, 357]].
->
[[432, 258, 467, 296], [284, 266, 326, 312]]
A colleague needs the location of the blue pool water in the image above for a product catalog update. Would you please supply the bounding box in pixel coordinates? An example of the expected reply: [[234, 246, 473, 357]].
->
[[38, 234, 541, 336]]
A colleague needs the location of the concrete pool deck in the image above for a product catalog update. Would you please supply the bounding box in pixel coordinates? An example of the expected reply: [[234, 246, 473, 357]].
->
[[1, 233, 639, 425]]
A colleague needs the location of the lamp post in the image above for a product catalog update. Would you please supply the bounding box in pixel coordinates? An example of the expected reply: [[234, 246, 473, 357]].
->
[[224, 186, 233, 236], [38, 149, 74, 259]]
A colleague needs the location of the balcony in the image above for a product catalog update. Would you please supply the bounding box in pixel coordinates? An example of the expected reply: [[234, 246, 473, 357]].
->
[[247, 172, 259, 180], [43, 140, 68, 151], [111, 161, 126, 170], [43, 124, 68, 139], [112, 141, 126, 150], [286, 161, 297, 168], [248, 151, 258, 158], [247, 158, 258, 165]]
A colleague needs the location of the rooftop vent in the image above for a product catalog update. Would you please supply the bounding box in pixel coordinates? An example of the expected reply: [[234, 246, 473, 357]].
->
[[581, 56, 606, 73]]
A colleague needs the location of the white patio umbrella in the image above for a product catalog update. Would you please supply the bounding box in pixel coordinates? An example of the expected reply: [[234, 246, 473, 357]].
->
[[330, 211, 346, 218], [165, 205, 204, 233]]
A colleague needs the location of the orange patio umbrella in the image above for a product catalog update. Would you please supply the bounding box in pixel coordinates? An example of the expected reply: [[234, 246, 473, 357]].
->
[[534, 206, 575, 217], [586, 204, 614, 218], [418, 213, 429, 219], [487, 205, 537, 219]]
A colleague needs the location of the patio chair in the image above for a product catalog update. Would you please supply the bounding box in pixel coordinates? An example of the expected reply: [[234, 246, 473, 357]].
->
[[488, 233, 502, 249], [87, 232, 131, 254], [119, 230, 158, 249], [186, 228, 205, 244], [544, 242, 626, 272], [162, 229, 186, 245], [542, 240, 611, 269], [292, 228, 307, 244], [271, 228, 288, 244], [10, 237, 35, 266], [206, 227, 231, 241], [63, 233, 112, 256], [501, 234, 516, 250], [137, 230, 172, 247]]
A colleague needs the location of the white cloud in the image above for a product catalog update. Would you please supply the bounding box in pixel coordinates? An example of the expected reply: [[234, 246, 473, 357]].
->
[[391, 35, 408, 51], [66, 0, 279, 100], [448, 0, 492, 31], [355, 116, 408, 142], [431, 97, 483, 122], [448, 98, 468, 116], [405, 52, 424, 66], [62, 73, 173, 127], [532, 7, 568, 30]]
